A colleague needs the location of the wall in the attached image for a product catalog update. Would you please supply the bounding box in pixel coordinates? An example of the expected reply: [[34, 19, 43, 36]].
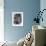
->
[[0, 0, 4, 42], [4, 0, 40, 42], [40, 0, 46, 27]]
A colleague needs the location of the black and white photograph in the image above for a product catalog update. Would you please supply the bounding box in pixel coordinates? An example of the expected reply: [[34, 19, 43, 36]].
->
[[12, 12, 23, 26]]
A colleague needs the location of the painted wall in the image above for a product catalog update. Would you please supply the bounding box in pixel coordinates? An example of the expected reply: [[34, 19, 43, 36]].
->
[[40, 0, 46, 27], [0, 1, 4, 42], [4, 0, 40, 42]]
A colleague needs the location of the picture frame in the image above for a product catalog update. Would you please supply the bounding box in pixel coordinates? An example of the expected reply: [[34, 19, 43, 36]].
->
[[12, 12, 23, 26]]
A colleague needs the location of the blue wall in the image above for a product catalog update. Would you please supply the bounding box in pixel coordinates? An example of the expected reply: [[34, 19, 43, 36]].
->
[[40, 0, 46, 27], [4, 0, 40, 42]]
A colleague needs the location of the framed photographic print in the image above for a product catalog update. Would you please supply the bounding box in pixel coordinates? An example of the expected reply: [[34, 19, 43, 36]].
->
[[12, 12, 23, 26]]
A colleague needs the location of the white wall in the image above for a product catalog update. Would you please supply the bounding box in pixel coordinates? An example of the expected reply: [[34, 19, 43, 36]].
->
[[0, 0, 4, 42]]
